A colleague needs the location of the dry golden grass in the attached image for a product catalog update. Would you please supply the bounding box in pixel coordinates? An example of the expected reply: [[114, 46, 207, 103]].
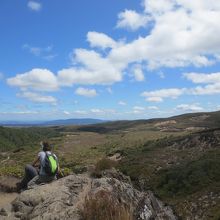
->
[[81, 190, 133, 220]]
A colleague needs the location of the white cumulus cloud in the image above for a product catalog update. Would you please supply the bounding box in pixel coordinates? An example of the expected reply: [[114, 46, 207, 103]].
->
[[87, 32, 118, 49], [147, 106, 159, 110], [133, 106, 145, 111], [132, 106, 146, 114], [118, 101, 127, 106], [17, 91, 57, 104], [27, 1, 42, 11], [7, 0, 220, 109], [117, 9, 150, 31], [176, 103, 204, 112], [133, 65, 145, 81], [90, 109, 103, 114], [184, 72, 220, 95], [143, 0, 176, 15], [191, 84, 220, 95], [75, 87, 97, 98], [106, 87, 113, 94], [184, 72, 220, 84], [59, 49, 124, 86], [19, 0, 220, 92], [23, 44, 56, 60], [7, 69, 58, 92], [112, 0, 220, 69], [141, 88, 185, 102], [63, 111, 70, 115], [158, 71, 165, 79], [90, 108, 116, 115], [146, 97, 163, 102], [74, 110, 88, 115]]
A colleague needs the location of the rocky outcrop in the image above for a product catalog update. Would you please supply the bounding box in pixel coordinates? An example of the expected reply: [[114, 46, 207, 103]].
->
[[0, 170, 177, 220]]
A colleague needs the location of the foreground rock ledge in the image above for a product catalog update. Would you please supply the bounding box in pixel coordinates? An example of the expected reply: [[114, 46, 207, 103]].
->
[[1, 171, 177, 220]]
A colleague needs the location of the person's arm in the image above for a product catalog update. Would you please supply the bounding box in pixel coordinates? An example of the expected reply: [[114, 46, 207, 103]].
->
[[32, 156, 40, 167], [57, 164, 60, 172], [57, 163, 64, 177]]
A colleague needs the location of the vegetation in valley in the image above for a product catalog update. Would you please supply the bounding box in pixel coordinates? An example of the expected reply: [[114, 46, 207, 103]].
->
[[0, 126, 61, 151], [155, 150, 220, 197]]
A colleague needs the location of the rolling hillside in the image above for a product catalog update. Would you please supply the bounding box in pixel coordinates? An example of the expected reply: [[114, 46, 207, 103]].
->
[[75, 110, 220, 134], [0, 110, 220, 219]]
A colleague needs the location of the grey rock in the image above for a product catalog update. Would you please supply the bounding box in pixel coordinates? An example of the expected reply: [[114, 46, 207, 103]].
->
[[0, 208, 8, 216], [3, 171, 177, 220]]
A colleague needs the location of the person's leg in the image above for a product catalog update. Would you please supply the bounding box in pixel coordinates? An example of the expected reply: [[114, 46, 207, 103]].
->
[[27, 175, 55, 189], [27, 175, 40, 189], [19, 164, 38, 189], [38, 175, 56, 183]]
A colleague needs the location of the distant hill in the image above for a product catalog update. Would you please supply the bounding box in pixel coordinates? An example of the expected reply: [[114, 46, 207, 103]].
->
[[76, 110, 220, 133], [42, 118, 107, 126], [0, 118, 107, 127], [2, 111, 220, 129]]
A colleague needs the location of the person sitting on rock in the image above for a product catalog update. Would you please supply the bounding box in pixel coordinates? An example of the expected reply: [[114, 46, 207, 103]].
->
[[18, 141, 60, 191]]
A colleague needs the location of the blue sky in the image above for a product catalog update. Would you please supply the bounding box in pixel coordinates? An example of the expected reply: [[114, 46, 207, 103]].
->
[[1, 0, 220, 121]]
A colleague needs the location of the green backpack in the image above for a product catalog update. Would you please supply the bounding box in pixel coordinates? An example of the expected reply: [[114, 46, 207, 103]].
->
[[44, 152, 58, 176]]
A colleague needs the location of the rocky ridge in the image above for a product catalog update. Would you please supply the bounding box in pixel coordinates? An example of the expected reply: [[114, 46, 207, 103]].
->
[[0, 170, 177, 220]]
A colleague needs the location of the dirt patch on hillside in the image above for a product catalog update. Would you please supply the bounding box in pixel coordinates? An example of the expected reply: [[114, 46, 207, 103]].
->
[[108, 153, 122, 161], [154, 120, 177, 127]]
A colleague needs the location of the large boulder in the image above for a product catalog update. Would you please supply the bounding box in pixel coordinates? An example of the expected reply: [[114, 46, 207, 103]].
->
[[1, 171, 177, 220]]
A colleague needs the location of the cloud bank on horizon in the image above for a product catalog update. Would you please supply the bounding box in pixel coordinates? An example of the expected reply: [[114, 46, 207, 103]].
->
[[1, 0, 220, 120]]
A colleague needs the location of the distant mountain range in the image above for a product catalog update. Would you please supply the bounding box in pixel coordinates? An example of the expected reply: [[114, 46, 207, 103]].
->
[[2, 110, 220, 128], [0, 118, 107, 127]]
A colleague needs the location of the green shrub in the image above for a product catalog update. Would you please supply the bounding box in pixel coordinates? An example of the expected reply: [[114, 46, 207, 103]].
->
[[61, 167, 72, 176], [96, 158, 117, 171], [91, 158, 117, 178]]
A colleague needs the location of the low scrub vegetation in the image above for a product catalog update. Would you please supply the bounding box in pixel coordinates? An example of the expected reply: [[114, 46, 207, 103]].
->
[[91, 158, 117, 178], [0, 126, 61, 151], [155, 150, 220, 197]]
